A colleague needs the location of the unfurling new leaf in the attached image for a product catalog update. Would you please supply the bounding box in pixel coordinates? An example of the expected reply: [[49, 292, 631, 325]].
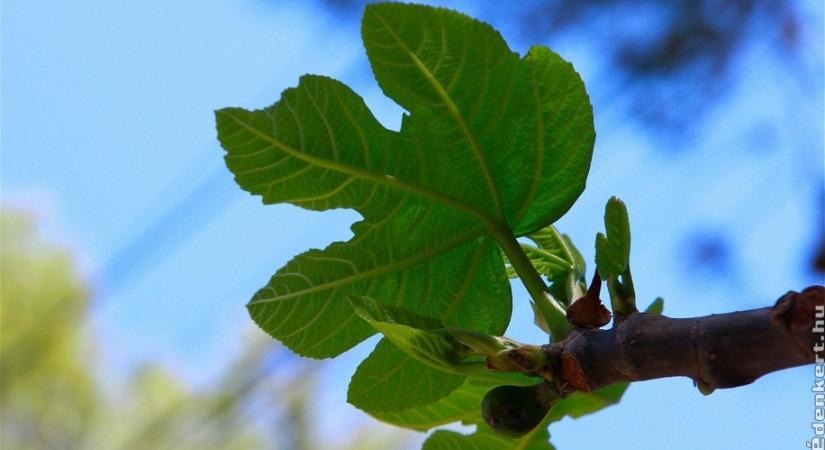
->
[[595, 196, 631, 278], [595, 196, 637, 316]]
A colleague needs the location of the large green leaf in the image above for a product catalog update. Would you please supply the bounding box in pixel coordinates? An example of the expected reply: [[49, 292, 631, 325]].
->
[[372, 379, 495, 431], [216, 2, 595, 414], [362, 5, 594, 234], [218, 77, 510, 359], [347, 339, 467, 413]]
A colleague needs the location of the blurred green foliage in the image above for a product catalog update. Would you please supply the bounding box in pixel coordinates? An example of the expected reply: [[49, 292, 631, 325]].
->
[[0, 211, 408, 450], [2, 211, 99, 449]]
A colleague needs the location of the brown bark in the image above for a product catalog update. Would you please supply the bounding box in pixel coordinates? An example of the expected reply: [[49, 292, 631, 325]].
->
[[542, 285, 824, 392]]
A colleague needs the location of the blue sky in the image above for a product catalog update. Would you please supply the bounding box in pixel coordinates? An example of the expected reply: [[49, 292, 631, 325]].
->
[[3, 0, 823, 448]]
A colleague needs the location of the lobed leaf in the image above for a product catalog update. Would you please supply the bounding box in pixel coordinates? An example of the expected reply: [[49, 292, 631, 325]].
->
[[216, 2, 596, 417], [362, 5, 595, 234]]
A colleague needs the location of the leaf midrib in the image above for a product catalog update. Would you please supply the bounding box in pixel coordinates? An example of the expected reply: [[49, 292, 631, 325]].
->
[[222, 111, 502, 229], [248, 226, 486, 305], [513, 55, 546, 225]]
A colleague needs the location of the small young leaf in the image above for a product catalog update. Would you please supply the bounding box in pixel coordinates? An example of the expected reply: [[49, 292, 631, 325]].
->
[[349, 296, 482, 373], [562, 234, 587, 275], [529, 226, 588, 310], [644, 297, 665, 315], [349, 295, 443, 328], [530, 301, 552, 334], [594, 196, 637, 317], [528, 226, 585, 275], [501, 243, 571, 281], [521, 244, 573, 276], [595, 197, 631, 278], [504, 225, 586, 283]]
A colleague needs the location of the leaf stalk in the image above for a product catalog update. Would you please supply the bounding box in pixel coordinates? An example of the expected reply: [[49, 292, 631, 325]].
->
[[491, 224, 571, 341]]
